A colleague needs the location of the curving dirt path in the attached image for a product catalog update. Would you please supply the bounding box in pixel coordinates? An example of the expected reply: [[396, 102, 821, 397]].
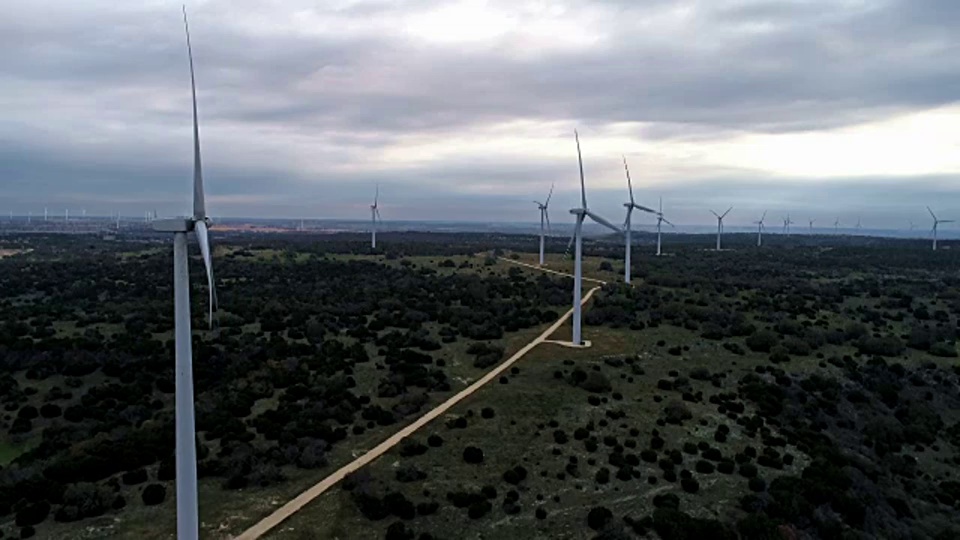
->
[[235, 282, 603, 539], [496, 256, 607, 284]]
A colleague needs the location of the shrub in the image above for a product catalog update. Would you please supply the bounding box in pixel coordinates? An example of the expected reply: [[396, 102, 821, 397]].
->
[[587, 506, 613, 530], [141, 484, 167, 506], [746, 330, 778, 353], [463, 446, 484, 464]]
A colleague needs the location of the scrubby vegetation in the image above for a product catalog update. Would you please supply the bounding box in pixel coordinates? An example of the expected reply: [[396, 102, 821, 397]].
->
[[2, 231, 960, 539]]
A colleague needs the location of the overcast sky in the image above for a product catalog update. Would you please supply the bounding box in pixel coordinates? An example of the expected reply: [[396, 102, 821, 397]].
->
[[2, 0, 959, 227]]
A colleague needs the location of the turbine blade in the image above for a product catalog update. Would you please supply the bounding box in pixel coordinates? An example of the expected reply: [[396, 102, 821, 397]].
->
[[633, 203, 656, 213], [623, 155, 634, 204], [587, 210, 622, 234], [941, 219, 955, 224], [545, 209, 551, 233], [722, 207, 733, 219], [545, 183, 554, 206], [710, 210, 720, 218], [659, 196, 662, 214], [663, 218, 674, 227], [194, 220, 217, 328], [927, 206, 937, 220], [376, 207, 382, 222], [575, 130, 586, 208], [374, 184, 379, 206], [184, 7, 206, 220], [761, 210, 767, 222]]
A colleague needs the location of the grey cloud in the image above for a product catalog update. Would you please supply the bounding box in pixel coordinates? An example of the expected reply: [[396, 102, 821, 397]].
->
[[2, 0, 960, 222]]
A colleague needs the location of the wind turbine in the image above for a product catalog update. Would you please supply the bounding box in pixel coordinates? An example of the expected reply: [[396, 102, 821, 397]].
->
[[834, 217, 841, 234], [151, 10, 217, 539], [782, 214, 794, 236], [44, 207, 48, 222], [27, 211, 31, 224], [855, 217, 862, 233], [710, 207, 732, 251], [928, 207, 954, 251], [569, 131, 621, 345], [808, 219, 815, 234], [370, 185, 381, 249], [654, 197, 673, 256], [621, 157, 655, 283], [754, 211, 767, 247], [533, 184, 553, 265]]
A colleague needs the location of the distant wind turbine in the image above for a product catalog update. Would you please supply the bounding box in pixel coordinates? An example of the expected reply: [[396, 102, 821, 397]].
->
[[654, 197, 673, 256], [621, 157, 655, 283], [533, 184, 553, 265], [928, 207, 954, 251], [65, 209, 69, 222], [370, 185, 381, 249], [568, 131, 621, 345], [834, 217, 841, 234], [150, 10, 218, 539], [782, 214, 794, 236], [754, 211, 767, 247], [710, 207, 733, 251], [808, 219, 815, 234]]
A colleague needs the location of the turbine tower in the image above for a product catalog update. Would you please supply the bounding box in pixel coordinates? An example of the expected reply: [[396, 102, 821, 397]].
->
[[754, 211, 767, 247], [710, 207, 733, 251], [654, 197, 673, 256], [621, 157, 655, 283], [855, 217, 862, 233], [834, 217, 841, 234], [151, 11, 217, 539], [928, 207, 954, 251], [65, 209, 69, 222], [808, 219, 815, 234], [44, 207, 48, 222], [569, 131, 621, 345], [370, 185, 381, 249], [533, 184, 553, 265]]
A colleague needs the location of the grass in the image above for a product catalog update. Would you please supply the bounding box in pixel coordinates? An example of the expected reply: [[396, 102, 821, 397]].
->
[[264, 317, 813, 539]]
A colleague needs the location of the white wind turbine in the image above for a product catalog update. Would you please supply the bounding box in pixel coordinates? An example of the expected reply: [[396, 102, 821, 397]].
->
[[754, 211, 767, 247], [654, 197, 673, 256], [834, 217, 841, 234], [782, 214, 794, 235], [928, 207, 954, 251], [568, 131, 622, 345], [855, 217, 862, 233], [370, 185, 381, 249], [808, 218, 815, 234], [533, 184, 553, 265], [151, 10, 217, 539], [44, 207, 48, 222], [710, 207, 733, 251], [621, 157, 656, 283]]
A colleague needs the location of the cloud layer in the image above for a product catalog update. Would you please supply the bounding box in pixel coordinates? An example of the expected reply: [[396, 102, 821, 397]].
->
[[2, 0, 959, 226]]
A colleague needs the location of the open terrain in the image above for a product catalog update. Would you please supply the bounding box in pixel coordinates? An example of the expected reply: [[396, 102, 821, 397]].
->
[[0, 231, 959, 539]]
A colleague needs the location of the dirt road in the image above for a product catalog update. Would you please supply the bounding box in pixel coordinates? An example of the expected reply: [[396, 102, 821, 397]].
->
[[496, 256, 607, 284], [235, 284, 602, 539]]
